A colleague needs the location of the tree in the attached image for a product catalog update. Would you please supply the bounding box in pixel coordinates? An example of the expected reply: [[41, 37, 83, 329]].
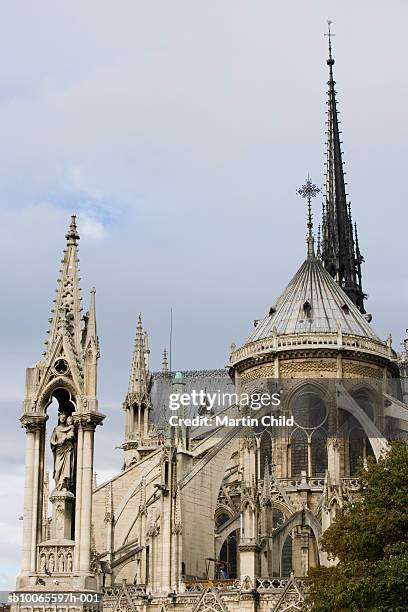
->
[[304, 441, 408, 611]]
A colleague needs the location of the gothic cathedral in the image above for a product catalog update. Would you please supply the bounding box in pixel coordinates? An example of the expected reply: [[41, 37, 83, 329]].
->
[[14, 31, 408, 612]]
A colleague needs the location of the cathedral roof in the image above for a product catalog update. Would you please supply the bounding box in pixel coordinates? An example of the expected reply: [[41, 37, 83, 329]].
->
[[247, 255, 379, 343]]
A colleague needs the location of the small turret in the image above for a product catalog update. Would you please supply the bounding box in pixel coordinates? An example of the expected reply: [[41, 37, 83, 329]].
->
[[122, 314, 153, 467]]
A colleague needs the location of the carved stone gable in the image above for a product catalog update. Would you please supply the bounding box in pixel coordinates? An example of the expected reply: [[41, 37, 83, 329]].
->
[[274, 576, 305, 611], [112, 583, 137, 612], [193, 587, 229, 612]]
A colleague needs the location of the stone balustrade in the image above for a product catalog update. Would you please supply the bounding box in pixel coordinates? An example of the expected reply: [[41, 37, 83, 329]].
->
[[230, 331, 393, 365], [341, 477, 360, 491]]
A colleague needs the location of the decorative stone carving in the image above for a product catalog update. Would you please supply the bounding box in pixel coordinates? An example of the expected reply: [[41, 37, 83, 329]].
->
[[241, 575, 253, 590], [147, 509, 160, 537], [192, 587, 229, 612], [241, 365, 275, 382], [66, 551, 73, 572], [20, 413, 48, 431], [49, 489, 75, 540], [37, 545, 74, 574], [342, 360, 383, 379], [280, 359, 337, 377], [58, 551, 65, 573]]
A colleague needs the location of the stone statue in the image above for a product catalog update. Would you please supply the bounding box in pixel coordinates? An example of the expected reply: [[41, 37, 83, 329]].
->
[[66, 552, 73, 572], [50, 413, 75, 491], [58, 551, 65, 572]]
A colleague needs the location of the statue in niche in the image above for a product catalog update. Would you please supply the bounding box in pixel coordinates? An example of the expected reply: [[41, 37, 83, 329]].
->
[[48, 553, 55, 573], [66, 552, 73, 572], [58, 551, 65, 573], [50, 413, 75, 491]]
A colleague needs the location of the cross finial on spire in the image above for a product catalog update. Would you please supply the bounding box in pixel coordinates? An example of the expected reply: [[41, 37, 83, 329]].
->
[[325, 19, 335, 66], [136, 313, 143, 340], [297, 175, 321, 258], [66, 214, 80, 246]]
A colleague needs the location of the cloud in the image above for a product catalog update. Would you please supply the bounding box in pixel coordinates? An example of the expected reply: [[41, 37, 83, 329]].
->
[[79, 213, 106, 240]]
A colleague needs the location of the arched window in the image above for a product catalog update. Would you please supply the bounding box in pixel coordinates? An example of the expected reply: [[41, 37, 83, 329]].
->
[[281, 533, 293, 577], [218, 530, 238, 579], [46, 387, 76, 415], [349, 427, 364, 475], [311, 428, 328, 477], [291, 429, 308, 477], [45, 386, 77, 541], [272, 508, 285, 529], [292, 391, 327, 429], [215, 512, 230, 529], [349, 427, 375, 476]]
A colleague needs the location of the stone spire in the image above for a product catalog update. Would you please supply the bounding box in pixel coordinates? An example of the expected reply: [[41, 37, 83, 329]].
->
[[123, 314, 153, 466], [18, 214, 104, 590], [144, 330, 150, 371], [321, 22, 366, 313], [23, 214, 101, 413], [126, 314, 151, 405], [83, 287, 98, 352], [44, 215, 83, 361]]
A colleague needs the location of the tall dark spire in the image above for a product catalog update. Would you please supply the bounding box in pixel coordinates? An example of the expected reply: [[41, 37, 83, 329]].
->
[[321, 21, 366, 313]]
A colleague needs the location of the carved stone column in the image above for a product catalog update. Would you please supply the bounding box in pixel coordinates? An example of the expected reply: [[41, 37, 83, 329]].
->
[[73, 412, 104, 582], [19, 414, 48, 581]]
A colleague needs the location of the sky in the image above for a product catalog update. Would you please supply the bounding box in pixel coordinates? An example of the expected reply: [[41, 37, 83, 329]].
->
[[1, 0, 408, 590]]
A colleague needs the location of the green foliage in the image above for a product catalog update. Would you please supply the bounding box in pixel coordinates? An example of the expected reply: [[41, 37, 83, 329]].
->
[[304, 441, 408, 611]]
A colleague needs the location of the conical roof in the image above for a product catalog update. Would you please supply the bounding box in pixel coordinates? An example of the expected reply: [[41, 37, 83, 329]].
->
[[248, 255, 379, 343]]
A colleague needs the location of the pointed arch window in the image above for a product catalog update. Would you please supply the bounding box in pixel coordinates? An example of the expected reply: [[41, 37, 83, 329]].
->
[[311, 428, 328, 477], [215, 512, 230, 529], [349, 427, 365, 476], [272, 508, 285, 529], [291, 429, 308, 477], [349, 427, 374, 475], [218, 529, 238, 579], [281, 533, 293, 577]]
